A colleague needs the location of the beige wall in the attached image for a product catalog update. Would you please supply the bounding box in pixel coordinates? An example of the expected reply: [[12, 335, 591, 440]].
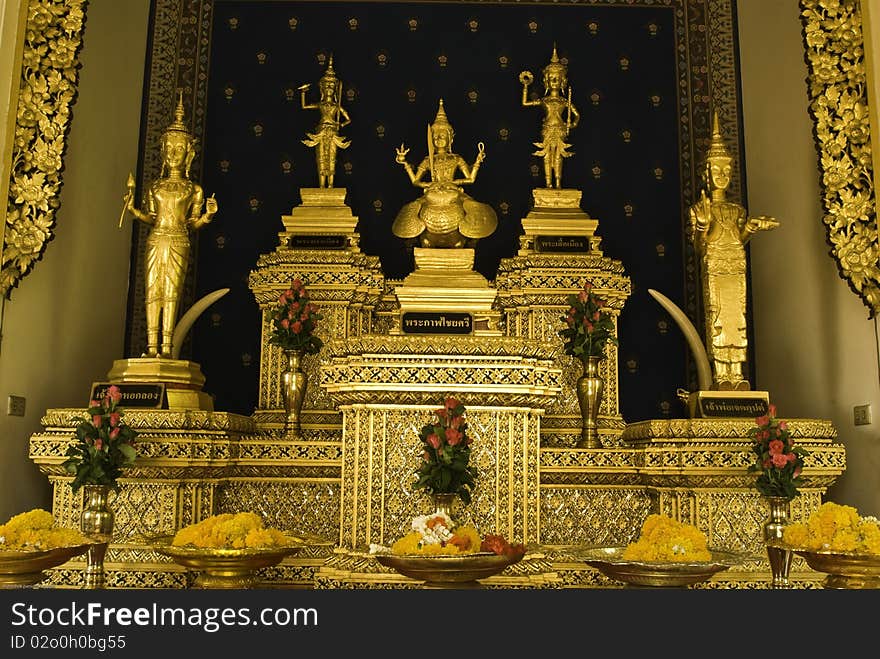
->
[[739, 0, 880, 515], [1, 1, 878, 523], [0, 0, 149, 522]]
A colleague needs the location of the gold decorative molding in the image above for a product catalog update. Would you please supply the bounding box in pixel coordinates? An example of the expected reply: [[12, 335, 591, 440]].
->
[[800, 0, 880, 313], [1, 0, 88, 297]]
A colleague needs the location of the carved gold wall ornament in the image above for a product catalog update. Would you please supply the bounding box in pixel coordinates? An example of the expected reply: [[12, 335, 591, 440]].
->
[[1, 0, 88, 297], [800, 0, 879, 314]]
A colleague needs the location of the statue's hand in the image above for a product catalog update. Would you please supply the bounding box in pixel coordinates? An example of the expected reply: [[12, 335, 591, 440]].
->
[[747, 215, 779, 233], [519, 70, 534, 86], [205, 193, 218, 217], [395, 144, 409, 164], [475, 142, 486, 165]]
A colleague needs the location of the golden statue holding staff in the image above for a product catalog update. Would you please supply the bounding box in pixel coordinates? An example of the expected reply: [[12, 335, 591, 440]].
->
[[520, 45, 580, 189], [689, 111, 778, 391], [392, 99, 498, 248], [300, 56, 351, 188], [121, 90, 217, 358]]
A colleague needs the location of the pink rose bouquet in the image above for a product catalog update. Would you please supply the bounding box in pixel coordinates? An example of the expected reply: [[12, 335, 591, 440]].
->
[[413, 397, 476, 504], [267, 278, 323, 354], [558, 282, 617, 360], [62, 385, 138, 492], [748, 404, 808, 500]]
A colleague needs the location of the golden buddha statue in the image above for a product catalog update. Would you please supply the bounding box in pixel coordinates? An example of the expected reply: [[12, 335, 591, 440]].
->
[[123, 91, 217, 358], [300, 56, 351, 188], [689, 111, 778, 391], [392, 99, 498, 248], [519, 45, 580, 189]]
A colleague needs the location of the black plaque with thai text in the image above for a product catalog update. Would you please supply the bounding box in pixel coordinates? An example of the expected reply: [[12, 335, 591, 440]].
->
[[90, 382, 166, 409], [401, 312, 473, 335], [535, 235, 589, 253], [698, 396, 768, 418], [288, 235, 347, 249]]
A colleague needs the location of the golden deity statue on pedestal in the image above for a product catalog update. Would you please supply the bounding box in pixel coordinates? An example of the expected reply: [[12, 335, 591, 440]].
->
[[688, 112, 779, 391], [123, 91, 217, 358], [300, 56, 351, 188], [392, 99, 498, 248], [519, 45, 580, 190]]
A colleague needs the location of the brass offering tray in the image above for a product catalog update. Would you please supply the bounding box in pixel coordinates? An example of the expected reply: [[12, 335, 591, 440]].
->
[[578, 546, 747, 588], [788, 547, 880, 589], [374, 551, 523, 588], [0, 543, 92, 588], [150, 534, 321, 589]]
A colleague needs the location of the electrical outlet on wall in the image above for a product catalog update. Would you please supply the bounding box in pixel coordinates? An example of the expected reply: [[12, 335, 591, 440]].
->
[[853, 404, 872, 426], [6, 395, 25, 416]]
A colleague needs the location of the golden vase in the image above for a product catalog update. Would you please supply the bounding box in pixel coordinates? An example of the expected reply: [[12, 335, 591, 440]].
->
[[281, 349, 307, 439], [80, 485, 114, 589], [432, 493, 456, 519], [763, 496, 793, 589], [575, 355, 604, 449]]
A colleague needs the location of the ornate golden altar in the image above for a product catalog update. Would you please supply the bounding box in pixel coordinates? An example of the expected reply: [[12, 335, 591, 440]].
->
[[28, 186, 846, 589]]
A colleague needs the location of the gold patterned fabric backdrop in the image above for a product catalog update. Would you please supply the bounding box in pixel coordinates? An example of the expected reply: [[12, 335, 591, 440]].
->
[[127, 0, 746, 421]]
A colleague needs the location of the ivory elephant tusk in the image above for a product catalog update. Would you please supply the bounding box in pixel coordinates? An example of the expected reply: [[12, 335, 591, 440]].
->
[[647, 288, 712, 391], [171, 288, 231, 360]]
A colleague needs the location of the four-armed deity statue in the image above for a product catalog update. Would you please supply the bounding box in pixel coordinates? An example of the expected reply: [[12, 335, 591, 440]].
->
[[300, 56, 351, 188], [392, 99, 498, 248], [122, 91, 217, 359], [688, 112, 779, 391], [520, 45, 580, 190]]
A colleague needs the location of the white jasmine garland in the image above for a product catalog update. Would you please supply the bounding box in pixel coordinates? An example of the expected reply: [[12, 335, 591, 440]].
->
[[411, 512, 454, 547]]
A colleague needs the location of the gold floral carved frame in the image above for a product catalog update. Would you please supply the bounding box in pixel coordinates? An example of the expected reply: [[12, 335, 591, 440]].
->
[[800, 0, 879, 315]]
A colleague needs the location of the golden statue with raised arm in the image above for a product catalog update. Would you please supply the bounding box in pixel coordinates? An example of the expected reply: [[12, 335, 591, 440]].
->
[[300, 56, 351, 188], [392, 99, 498, 248], [122, 90, 217, 358], [689, 111, 779, 391], [520, 45, 580, 189]]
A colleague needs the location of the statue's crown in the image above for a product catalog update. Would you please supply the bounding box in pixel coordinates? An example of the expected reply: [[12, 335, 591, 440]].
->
[[163, 89, 192, 139], [543, 43, 567, 77], [706, 110, 732, 162], [320, 55, 338, 83], [432, 99, 453, 134]]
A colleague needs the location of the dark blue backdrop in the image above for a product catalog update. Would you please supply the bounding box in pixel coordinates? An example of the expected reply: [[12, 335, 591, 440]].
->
[[191, 1, 688, 423]]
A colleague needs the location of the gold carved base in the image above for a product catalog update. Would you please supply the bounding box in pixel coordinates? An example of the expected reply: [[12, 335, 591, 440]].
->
[[519, 188, 601, 254], [279, 187, 359, 251], [393, 248, 501, 335], [106, 358, 213, 411]]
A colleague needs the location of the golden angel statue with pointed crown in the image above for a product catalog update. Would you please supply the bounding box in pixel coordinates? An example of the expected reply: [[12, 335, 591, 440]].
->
[[688, 111, 779, 390], [519, 45, 580, 189], [299, 56, 351, 188], [392, 99, 497, 248], [121, 90, 217, 358]]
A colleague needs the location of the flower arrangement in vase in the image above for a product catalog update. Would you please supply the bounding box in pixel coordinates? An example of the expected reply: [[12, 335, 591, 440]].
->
[[558, 282, 617, 448], [62, 385, 137, 492], [267, 278, 323, 354], [558, 282, 618, 361], [749, 404, 808, 500], [749, 404, 808, 588], [413, 397, 476, 505]]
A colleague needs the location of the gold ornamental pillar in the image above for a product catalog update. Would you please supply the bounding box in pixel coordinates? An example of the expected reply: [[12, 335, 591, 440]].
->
[[249, 187, 385, 434], [321, 335, 561, 550], [496, 189, 631, 448]]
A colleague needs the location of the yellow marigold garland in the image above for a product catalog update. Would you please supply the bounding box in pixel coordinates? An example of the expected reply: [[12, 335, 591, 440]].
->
[[783, 502, 880, 555], [172, 512, 290, 549], [391, 524, 482, 556], [0, 509, 89, 550], [622, 514, 712, 562]]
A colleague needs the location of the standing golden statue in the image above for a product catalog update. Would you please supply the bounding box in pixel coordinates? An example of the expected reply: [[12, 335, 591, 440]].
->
[[392, 99, 498, 248], [688, 111, 778, 390], [299, 56, 351, 188], [122, 91, 217, 358], [520, 45, 580, 189]]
